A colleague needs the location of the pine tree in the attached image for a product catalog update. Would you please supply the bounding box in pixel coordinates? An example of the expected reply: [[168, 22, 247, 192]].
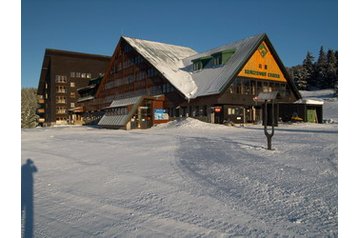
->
[[290, 65, 308, 90], [315, 46, 328, 88], [21, 88, 39, 128], [302, 52, 315, 89], [326, 49, 338, 88]]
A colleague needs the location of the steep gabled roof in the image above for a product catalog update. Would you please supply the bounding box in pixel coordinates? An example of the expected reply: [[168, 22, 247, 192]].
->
[[122, 36, 198, 99], [183, 33, 301, 99], [113, 34, 301, 100], [183, 33, 266, 98]]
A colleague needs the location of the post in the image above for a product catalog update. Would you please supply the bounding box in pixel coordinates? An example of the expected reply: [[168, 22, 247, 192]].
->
[[264, 99, 275, 150]]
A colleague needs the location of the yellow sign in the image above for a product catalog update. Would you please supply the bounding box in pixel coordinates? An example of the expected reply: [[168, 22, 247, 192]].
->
[[238, 41, 287, 82]]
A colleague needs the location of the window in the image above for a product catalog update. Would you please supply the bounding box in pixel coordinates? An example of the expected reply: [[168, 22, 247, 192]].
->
[[242, 78, 251, 95], [55, 75, 67, 83], [87, 73, 91, 78], [56, 86, 66, 93], [56, 96, 66, 104], [70, 82, 75, 87], [70, 72, 75, 78], [229, 108, 233, 115], [251, 81, 256, 95], [229, 83, 235, 94], [257, 81, 263, 94], [193, 61, 203, 71], [81, 73, 86, 78], [76, 72, 81, 78], [213, 55, 222, 65], [70, 92, 76, 98], [264, 65, 268, 70], [263, 82, 272, 92], [70, 103, 75, 108], [56, 107, 66, 114]]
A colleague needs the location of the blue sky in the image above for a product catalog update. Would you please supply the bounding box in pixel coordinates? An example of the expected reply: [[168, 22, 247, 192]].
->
[[22, 0, 337, 88]]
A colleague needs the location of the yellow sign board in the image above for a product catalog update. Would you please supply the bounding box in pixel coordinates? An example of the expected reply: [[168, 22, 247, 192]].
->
[[238, 41, 287, 82]]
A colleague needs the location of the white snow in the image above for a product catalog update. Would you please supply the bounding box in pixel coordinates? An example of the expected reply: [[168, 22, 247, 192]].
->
[[21, 91, 338, 237], [300, 89, 338, 123], [123, 37, 198, 99]]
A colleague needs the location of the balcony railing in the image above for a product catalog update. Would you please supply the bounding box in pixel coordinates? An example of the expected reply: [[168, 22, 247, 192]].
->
[[37, 108, 45, 114], [38, 98, 45, 104]]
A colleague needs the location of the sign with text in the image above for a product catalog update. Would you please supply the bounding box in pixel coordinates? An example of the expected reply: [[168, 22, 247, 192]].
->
[[238, 41, 287, 82], [154, 109, 169, 120]]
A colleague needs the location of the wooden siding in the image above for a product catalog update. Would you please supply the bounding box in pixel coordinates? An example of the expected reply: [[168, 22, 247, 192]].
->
[[95, 39, 184, 110]]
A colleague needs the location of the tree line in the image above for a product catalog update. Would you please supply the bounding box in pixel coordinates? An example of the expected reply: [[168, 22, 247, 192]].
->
[[21, 88, 39, 128], [286, 47, 338, 92]]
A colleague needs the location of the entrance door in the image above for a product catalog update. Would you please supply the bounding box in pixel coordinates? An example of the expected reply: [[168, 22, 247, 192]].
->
[[307, 109, 318, 123], [214, 106, 223, 123]]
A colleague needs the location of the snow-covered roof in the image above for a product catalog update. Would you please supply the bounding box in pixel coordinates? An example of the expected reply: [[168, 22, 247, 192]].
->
[[184, 34, 265, 97], [106, 95, 142, 109], [123, 36, 198, 99], [295, 99, 324, 105], [98, 114, 129, 127], [123, 34, 300, 100]]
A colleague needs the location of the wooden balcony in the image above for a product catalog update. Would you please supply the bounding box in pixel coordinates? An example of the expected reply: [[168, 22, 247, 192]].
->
[[37, 108, 45, 114]]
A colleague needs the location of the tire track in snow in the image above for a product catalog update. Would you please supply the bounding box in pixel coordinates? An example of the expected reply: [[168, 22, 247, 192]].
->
[[176, 136, 337, 237]]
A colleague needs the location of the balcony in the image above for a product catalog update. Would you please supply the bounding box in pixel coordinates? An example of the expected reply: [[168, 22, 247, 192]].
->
[[38, 118, 45, 123], [37, 108, 45, 114], [38, 98, 45, 104]]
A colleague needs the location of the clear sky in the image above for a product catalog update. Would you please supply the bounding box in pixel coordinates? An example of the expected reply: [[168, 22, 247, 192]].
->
[[21, 0, 338, 88]]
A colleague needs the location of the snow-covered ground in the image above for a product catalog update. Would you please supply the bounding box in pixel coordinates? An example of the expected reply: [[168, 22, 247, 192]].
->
[[300, 89, 338, 123], [21, 90, 338, 237]]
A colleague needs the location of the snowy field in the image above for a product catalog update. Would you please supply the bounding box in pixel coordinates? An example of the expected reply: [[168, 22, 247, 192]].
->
[[21, 90, 338, 237]]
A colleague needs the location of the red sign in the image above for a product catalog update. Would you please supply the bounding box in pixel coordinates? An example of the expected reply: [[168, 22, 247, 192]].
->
[[214, 107, 221, 113]]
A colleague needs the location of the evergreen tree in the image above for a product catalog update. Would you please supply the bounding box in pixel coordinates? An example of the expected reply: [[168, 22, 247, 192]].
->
[[315, 46, 328, 88], [287, 47, 338, 92], [290, 65, 309, 90], [302, 52, 315, 89], [326, 49, 338, 88], [21, 88, 39, 128]]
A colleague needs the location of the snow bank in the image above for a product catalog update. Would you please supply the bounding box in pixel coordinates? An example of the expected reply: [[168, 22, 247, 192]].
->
[[153, 117, 228, 130]]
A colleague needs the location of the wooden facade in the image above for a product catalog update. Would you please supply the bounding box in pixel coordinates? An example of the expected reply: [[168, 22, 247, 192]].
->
[[78, 35, 301, 128], [38, 34, 303, 129]]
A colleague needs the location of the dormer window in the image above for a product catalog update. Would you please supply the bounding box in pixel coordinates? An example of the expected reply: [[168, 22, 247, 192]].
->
[[213, 54, 222, 65], [211, 49, 235, 66], [192, 56, 213, 71], [193, 61, 203, 71]]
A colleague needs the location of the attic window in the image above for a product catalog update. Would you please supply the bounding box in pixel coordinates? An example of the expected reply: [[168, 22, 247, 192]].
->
[[213, 54, 222, 65], [193, 61, 203, 71], [211, 49, 235, 65], [192, 56, 212, 71]]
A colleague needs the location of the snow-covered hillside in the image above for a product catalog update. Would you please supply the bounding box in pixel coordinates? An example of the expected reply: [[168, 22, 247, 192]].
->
[[300, 89, 338, 123], [21, 91, 338, 237]]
